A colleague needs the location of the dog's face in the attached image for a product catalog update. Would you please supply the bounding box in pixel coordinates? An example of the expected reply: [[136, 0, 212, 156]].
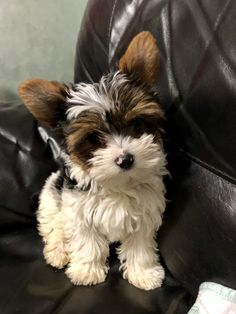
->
[[19, 32, 165, 186]]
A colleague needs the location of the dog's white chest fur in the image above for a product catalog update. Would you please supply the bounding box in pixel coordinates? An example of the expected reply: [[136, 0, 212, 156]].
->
[[61, 177, 165, 243]]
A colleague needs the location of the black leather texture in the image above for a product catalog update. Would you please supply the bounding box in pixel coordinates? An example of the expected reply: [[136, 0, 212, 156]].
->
[[1, 0, 236, 313]]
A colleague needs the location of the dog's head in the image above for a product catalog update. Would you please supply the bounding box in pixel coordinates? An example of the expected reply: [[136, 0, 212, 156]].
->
[[19, 32, 166, 186]]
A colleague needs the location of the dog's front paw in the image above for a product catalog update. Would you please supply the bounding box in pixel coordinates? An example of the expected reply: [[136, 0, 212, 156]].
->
[[124, 264, 165, 290], [43, 243, 69, 269], [66, 262, 108, 286]]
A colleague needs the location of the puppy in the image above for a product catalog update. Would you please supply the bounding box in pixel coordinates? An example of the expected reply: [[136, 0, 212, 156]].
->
[[19, 31, 167, 290]]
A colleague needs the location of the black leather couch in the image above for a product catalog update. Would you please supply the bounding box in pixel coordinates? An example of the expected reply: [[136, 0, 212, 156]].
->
[[1, 0, 236, 313]]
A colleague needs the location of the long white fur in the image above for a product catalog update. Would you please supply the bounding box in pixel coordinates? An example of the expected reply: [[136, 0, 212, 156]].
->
[[66, 71, 128, 120], [38, 131, 167, 290]]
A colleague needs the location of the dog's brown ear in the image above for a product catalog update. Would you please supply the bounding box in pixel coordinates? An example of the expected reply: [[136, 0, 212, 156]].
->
[[18, 79, 68, 128], [118, 31, 159, 86]]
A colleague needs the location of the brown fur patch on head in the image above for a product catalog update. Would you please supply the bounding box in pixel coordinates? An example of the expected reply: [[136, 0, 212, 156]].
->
[[66, 112, 107, 170], [118, 31, 159, 86], [18, 79, 68, 128], [125, 100, 164, 140], [104, 77, 165, 140]]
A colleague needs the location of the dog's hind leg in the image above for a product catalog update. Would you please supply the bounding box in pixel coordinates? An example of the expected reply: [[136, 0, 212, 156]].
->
[[37, 171, 68, 269]]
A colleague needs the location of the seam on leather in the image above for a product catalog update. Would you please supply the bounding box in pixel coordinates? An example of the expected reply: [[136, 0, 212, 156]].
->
[[175, 0, 232, 114], [179, 149, 236, 186], [108, 0, 118, 66]]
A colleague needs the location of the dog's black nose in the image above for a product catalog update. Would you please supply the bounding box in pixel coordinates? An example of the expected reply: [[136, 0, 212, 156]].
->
[[115, 153, 134, 170]]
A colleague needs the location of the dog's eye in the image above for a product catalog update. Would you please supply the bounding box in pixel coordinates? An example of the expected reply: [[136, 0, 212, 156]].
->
[[86, 132, 100, 146], [132, 116, 158, 137], [133, 118, 145, 132]]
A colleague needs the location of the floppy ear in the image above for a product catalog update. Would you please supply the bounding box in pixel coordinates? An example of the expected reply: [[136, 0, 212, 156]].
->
[[118, 31, 159, 86], [18, 79, 68, 128]]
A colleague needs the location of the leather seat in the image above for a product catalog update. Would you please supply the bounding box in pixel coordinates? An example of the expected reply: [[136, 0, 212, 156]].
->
[[1, 0, 235, 313]]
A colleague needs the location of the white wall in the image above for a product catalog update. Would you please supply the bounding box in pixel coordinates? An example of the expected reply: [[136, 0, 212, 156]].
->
[[0, 0, 88, 102]]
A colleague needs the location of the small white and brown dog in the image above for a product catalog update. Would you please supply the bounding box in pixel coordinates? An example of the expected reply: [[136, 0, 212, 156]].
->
[[19, 32, 167, 291]]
